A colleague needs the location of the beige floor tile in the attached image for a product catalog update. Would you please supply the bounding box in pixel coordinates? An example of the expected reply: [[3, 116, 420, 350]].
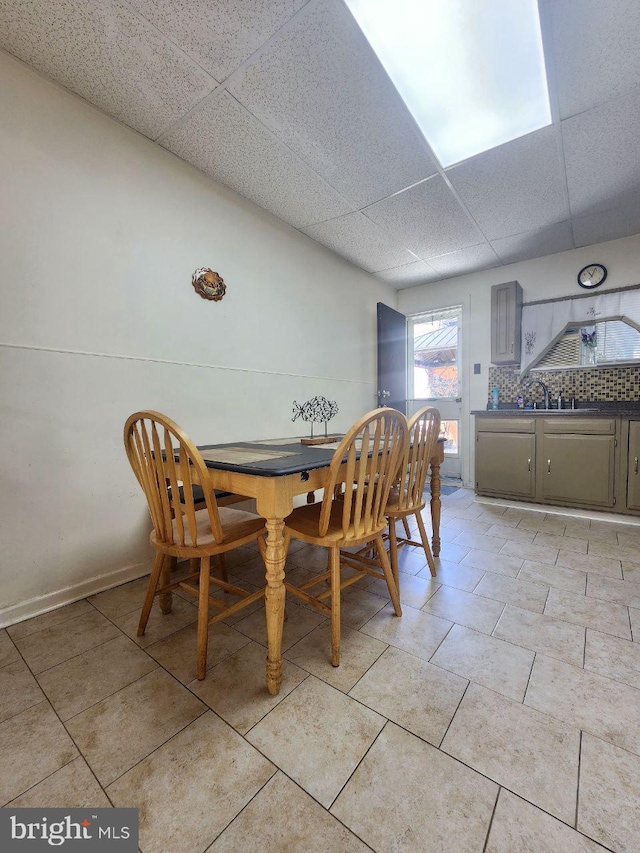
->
[[421, 558, 484, 591], [37, 634, 159, 720], [585, 527, 620, 546], [517, 559, 587, 594], [291, 545, 331, 572], [0, 629, 19, 667], [207, 771, 369, 852], [431, 624, 534, 702], [13, 609, 122, 674], [228, 554, 270, 587], [443, 503, 486, 521], [383, 545, 429, 576], [361, 602, 452, 662], [339, 586, 396, 627], [461, 549, 523, 577], [234, 600, 326, 651], [503, 507, 545, 523], [66, 668, 206, 785], [589, 519, 628, 537], [501, 539, 558, 564], [0, 701, 78, 806], [475, 572, 549, 613], [525, 655, 640, 756], [493, 605, 585, 667], [557, 550, 623, 579], [486, 789, 608, 853], [349, 646, 467, 746], [588, 539, 640, 565], [433, 523, 466, 544], [632, 607, 640, 640], [444, 517, 493, 536], [434, 541, 472, 563], [331, 721, 497, 853], [284, 623, 387, 692], [534, 532, 588, 553], [578, 733, 640, 853], [145, 621, 250, 684], [584, 630, 640, 689], [0, 659, 45, 723], [108, 711, 274, 853], [623, 562, 640, 583], [8, 757, 111, 808], [544, 588, 631, 639], [516, 516, 567, 535], [616, 529, 640, 549], [189, 642, 308, 735], [587, 574, 640, 608], [486, 524, 536, 543], [442, 682, 579, 823], [246, 676, 385, 808], [112, 594, 198, 647], [422, 586, 504, 634], [88, 576, 151, 619], [7, 600, 93, 641], [453, 530, 507, 553], [381, 572, 439, 609]]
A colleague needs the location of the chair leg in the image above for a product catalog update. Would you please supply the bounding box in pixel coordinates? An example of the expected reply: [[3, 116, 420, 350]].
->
[[415, 511, 436, 577], [158, 555, 173, 614], [138, 551, 164, 636], [216, 553, 229, 584], [196, 556, 211, 680], [330, 546, 341, 667], [402, 517, 412, 539], [388, 518, 400, 592], [375, 535, 402, 617]]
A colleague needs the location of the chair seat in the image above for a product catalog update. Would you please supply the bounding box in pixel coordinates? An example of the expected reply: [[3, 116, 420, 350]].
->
[[152, 506, 264, 549], [286, 501, 386, 546]]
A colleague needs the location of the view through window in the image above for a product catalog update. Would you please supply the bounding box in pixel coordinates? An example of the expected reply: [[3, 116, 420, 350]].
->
[[409, 306, 461, 455]]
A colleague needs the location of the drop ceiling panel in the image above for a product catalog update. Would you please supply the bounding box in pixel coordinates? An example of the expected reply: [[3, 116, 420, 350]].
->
[[446, 127, 567, 241], [491, 221, 574, 265], [427, 244, 501, 279], [546, 0, 640, 119], [562, 93, 640, 219], [364, 175, 484, 260], [0, 0, 217, 140], [161, 92, 352, 229], [573, 204, 640, 248], [375, 261, 441, 290], [302, 212, 417, 273], [228, 0, 438, 208], [127, 0, 307, 82]]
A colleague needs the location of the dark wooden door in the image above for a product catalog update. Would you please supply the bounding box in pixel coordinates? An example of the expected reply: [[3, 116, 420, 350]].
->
[[377, 302, 407, 414]]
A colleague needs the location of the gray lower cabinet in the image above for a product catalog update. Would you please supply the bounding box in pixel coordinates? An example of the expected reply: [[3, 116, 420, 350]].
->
[[476, 432, 535, 497], [628, 421, 640, 511], [540, 433, 615, 507]]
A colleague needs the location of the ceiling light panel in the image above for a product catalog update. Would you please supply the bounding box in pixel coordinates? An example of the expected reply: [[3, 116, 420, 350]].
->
[[345, 0, 551, 167]]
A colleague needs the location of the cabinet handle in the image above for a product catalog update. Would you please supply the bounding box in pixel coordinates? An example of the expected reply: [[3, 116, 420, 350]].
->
[[527, 458, 531, 472], [635, 456, 639, 474], [510, 342, 514, 353], [547, 459, 551, 474]]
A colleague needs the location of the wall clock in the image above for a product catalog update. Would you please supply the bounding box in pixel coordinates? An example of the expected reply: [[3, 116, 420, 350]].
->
[[577, 263, 607, 289]]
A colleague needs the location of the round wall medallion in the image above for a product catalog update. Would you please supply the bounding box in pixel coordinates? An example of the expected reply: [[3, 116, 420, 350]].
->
[[192, 268, 227, 301]]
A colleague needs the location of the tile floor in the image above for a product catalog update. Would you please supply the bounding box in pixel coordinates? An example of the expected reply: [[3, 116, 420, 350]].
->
[[2, 489, 640, 852]]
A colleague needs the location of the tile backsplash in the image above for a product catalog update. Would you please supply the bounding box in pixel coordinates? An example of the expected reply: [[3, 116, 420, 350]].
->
[[488, 365, 640, 405]]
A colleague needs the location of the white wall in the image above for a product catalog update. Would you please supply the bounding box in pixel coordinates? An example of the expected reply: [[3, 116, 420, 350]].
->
[[0, 51, 395, 624], [399, 233, 640, 488]]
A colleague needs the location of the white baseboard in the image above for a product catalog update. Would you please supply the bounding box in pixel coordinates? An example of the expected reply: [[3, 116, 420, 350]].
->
[[0, 559, 155, 629]]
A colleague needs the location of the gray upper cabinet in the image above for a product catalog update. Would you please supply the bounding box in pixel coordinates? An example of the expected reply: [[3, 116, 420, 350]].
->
[[491, 281, 522, 365], [628, 421, 640, 511]]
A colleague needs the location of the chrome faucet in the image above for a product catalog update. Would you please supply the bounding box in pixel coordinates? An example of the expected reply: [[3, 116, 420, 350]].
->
[[521, 378, 550, 409]]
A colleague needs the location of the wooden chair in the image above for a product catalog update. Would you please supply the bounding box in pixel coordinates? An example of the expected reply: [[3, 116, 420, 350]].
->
[[283, 409, 409, 666], [385, 406, 441, 584], [124, 411, 266, 680]]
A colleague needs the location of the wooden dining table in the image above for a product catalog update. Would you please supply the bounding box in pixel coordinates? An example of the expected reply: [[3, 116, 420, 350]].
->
[[195, 435, 445, 695]]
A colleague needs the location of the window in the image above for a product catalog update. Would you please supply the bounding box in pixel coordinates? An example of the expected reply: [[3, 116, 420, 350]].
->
[[534, 319, 640, 370], [409, 306, 461, 399]]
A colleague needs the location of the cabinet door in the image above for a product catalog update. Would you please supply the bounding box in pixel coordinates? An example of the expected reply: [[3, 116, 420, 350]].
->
[[541, 434, 615, 507], [491, 281, 522, 365], [628, 422, 640, 511], [476, 433, 535, 497]]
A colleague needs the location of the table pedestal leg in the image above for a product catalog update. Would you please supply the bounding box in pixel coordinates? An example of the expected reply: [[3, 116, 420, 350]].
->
[[430, 459, 442, 557], [264, 517, 286, 695]]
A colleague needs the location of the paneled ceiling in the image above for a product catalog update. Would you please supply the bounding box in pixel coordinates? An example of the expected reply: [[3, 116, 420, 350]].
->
[[2, 0, 640, 288]]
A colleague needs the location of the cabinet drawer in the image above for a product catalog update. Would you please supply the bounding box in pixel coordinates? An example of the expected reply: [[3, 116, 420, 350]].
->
[[476, 417, 535, 433], [542, 418, 616, 435]]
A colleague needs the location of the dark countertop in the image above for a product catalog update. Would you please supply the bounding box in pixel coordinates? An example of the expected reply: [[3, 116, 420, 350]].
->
[[473, 403, 640, 417]]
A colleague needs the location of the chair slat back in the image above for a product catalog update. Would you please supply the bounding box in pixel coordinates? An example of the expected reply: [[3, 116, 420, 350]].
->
[[319, 409, 408, 539], [397, 406, 441, 511], [124, 411, 224, 547]]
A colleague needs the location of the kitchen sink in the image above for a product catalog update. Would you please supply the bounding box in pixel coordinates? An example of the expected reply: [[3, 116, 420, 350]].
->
[[519, 408, 600, 414]]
